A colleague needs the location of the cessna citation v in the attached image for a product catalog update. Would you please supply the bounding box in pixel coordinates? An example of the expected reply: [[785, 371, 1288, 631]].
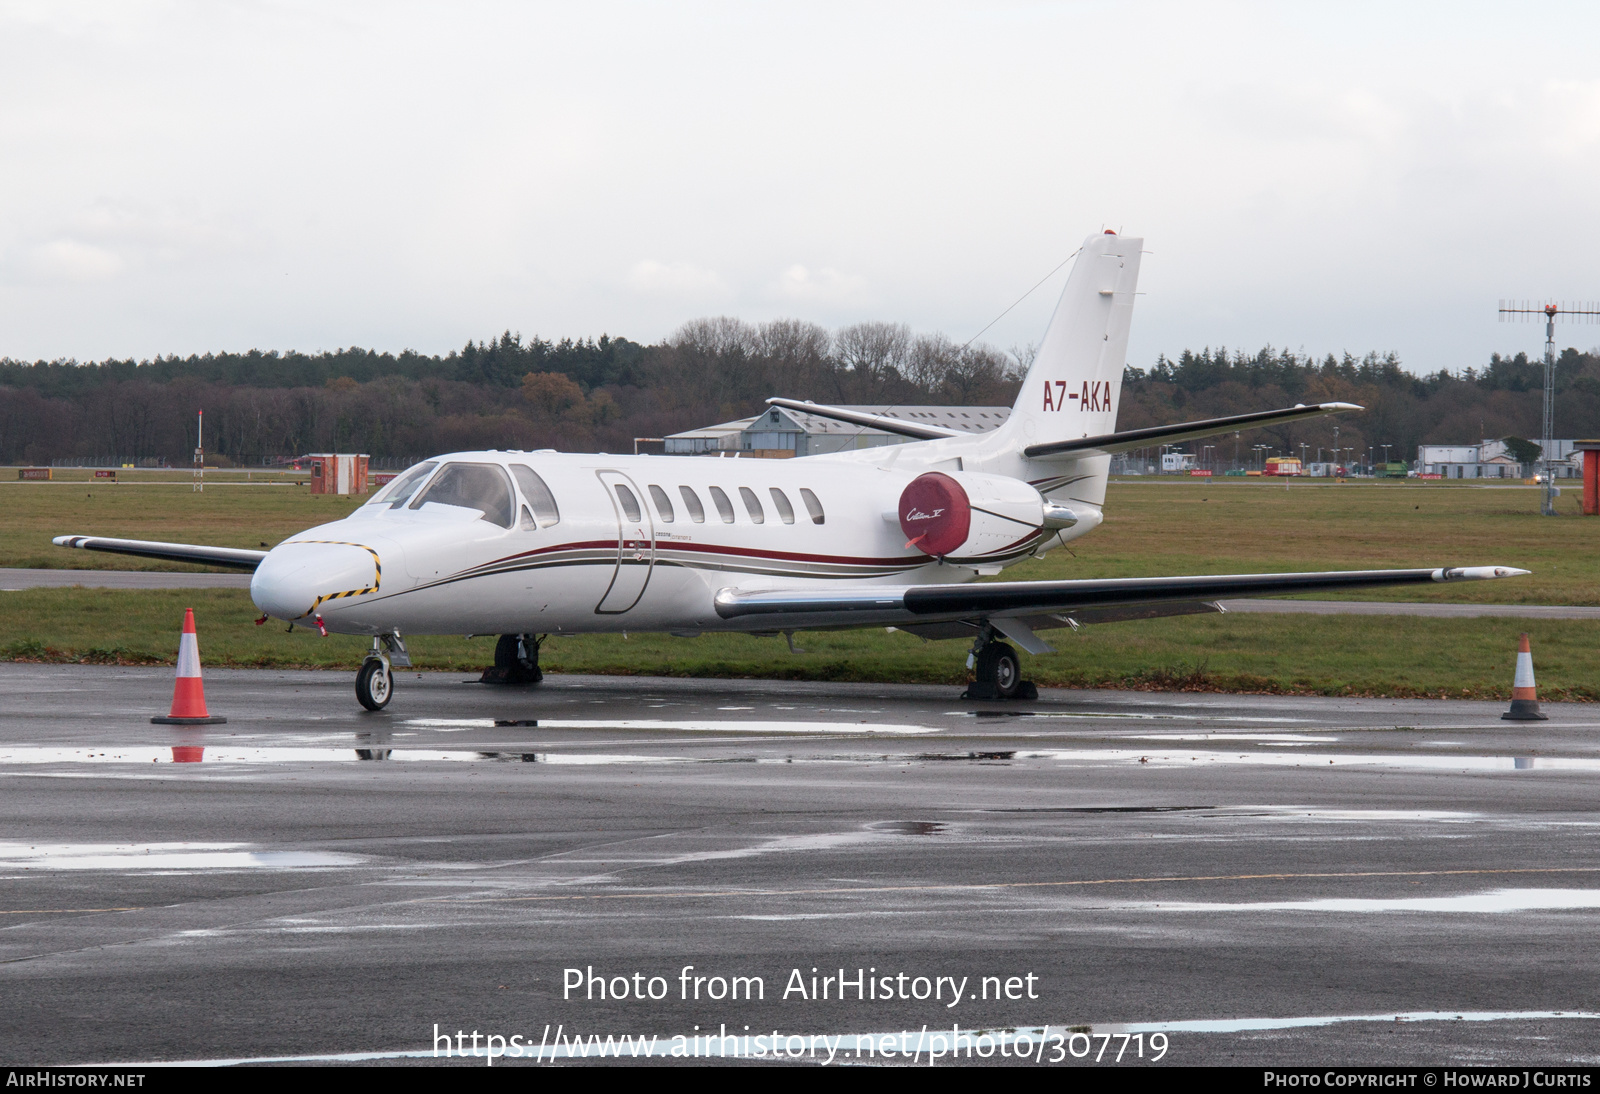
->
[[56, 231, 1527, 709]]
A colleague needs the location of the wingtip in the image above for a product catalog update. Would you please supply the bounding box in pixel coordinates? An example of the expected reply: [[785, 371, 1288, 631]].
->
[[1433, 566, 1532, 581]]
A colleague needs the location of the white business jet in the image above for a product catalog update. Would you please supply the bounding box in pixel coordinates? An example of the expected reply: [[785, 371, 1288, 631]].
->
[[56, 231, 1526, 709]]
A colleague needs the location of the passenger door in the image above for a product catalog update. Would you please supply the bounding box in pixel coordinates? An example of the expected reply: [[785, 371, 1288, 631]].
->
[[594, 469, 654, 613]]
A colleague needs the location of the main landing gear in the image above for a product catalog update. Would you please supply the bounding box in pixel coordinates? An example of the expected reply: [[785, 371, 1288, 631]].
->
[[357, 633, 410, 711], [479, 633, 544, 686], [961, 627, 1038, 702]]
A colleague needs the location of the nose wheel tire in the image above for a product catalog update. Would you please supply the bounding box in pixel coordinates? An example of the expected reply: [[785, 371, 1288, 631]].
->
[[356, 658, 393, 711], [974, 642, 1022, 699]]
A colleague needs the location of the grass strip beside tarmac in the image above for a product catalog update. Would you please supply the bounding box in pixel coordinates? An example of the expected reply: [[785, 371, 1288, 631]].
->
[[2, 587, 1594, 701]]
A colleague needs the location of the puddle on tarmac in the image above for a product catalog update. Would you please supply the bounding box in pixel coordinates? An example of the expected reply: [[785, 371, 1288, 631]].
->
[[914, 751, 1016, 762], [869, 820, 946, 836], [1021, 749, 1595, 772], [405, 718, 935, 736], [1131, 734, 1340, 744], [1236, 808, 1479, 822], [0, 840, 368, 871], [963, 711, 1314, 724], [982, 805, 1216, 814], [1102, 1010, 1600, 1034], [0, 746, 1580, 772], [1125, 888, 1600, 915], [0, 747, 695, 765]]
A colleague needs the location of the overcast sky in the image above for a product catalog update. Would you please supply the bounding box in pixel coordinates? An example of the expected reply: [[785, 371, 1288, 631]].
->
[[2, 0, 1598, 373]]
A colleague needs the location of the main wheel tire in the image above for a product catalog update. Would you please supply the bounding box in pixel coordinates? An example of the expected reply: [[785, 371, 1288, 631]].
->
[[356, 658, 393, 711], [490, 633, 543, 685], [974, 642, 1021, 700], [493, 634, 523, 670]]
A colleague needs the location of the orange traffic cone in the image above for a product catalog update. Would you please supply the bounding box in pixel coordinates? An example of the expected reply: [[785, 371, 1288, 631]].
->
[[151, 609, 227, 725], [1500, 633, 1548, 722]]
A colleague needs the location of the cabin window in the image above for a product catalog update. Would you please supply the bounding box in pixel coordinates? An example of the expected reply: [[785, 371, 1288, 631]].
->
[[409, 462, 514, 528], [799, 487, 825, 525], [614, 483, 643, 523], [739, 486, 765, 523], [708, 486, 735, 523], [678, 486, 706, 523], [648, 484, 675, 523], [769, 487, 795, 524], [510, 465, 561, 527], [371, 461, 436, 508]]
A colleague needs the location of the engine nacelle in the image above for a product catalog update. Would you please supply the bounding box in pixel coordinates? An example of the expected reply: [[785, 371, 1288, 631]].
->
[[898, 471, 1077, 564]]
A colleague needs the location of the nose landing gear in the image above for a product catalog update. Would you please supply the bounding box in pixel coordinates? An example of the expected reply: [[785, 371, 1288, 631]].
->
[[479, 633, 544, 686], [962, 626, 1038, 701], [356, 633, 409, 711], [356, 657, 393, 711]]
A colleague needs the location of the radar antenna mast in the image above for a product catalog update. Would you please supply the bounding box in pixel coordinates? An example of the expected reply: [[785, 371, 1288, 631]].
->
[[1497, 300, 1600, 515]]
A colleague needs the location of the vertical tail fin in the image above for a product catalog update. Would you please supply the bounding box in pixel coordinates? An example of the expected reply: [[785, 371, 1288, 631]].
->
[[1000, 231, 1142, 455]]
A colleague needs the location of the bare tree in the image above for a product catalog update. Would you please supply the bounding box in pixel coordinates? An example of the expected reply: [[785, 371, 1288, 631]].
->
[[669, 316, 758, 358], [834, 322, 912, 397], [756, 319, 837, 400]]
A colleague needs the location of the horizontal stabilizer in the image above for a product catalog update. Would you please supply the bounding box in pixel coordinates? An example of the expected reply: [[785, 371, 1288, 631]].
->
[[1023, 402, 1362, 460], [53, 535, 267, 571], [763, 398, 964, 441]]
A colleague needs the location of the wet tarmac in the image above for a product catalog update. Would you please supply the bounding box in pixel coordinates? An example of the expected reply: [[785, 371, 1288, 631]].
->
[[3, 663, 1600, 1066]]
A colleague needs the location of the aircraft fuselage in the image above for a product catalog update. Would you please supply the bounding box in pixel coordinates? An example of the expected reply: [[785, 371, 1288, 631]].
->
[[250, 446, 1100, 639]]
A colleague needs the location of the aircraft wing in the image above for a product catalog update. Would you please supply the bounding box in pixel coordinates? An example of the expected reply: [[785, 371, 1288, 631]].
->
[[1022, 402, 1362, 459], [714, 566, 1528, 635], [52, 535, 267, 571]]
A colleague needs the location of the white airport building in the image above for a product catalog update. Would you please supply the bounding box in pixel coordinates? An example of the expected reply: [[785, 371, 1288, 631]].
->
[[664, 404, 1011, 458], [1416, 439, 1582, 479]]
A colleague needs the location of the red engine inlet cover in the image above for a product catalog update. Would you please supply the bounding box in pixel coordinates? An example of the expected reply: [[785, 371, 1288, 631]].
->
[[898, 472, 971, 557]]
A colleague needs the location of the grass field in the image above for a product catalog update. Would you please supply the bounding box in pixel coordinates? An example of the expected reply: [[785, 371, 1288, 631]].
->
[[0, 587, 1592, 701], [2, 473, 1594, 698], [0, 476, 358, 570]]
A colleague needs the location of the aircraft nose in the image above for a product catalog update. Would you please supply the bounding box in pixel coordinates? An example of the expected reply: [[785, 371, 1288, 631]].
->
[[251, 541, 384, 620]]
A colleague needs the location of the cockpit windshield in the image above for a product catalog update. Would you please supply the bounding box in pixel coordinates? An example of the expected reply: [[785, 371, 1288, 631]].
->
[[407, 462, 515, 528], [367, 461, 437, 508]]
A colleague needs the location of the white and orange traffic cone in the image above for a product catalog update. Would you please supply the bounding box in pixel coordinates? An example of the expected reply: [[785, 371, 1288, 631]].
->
[[1500, 632, 1548, 722], [151, 608, 227, 725]]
